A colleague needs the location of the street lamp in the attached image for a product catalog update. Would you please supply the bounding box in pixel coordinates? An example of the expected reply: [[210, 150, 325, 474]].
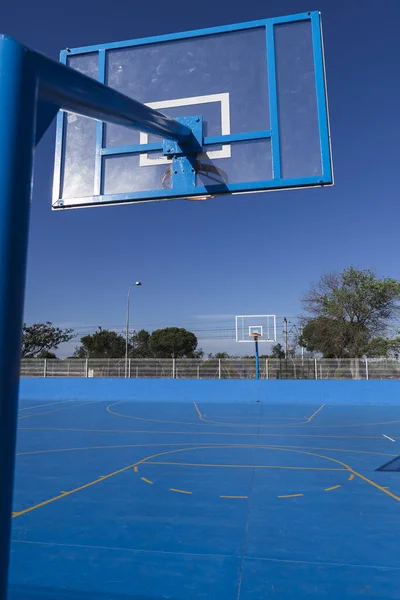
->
[[125, 281, 142, 378]]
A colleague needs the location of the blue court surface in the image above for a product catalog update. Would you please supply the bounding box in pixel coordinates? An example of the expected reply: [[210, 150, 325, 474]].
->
[[9, 398, 400, 599]]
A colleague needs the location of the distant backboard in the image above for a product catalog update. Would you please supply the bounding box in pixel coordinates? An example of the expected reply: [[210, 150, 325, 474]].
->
[[236, 315, 276, 343], [53, 11, 332, 209]]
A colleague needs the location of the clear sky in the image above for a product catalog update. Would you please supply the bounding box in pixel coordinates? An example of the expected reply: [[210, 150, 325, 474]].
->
[[1, 0, 399, 357]]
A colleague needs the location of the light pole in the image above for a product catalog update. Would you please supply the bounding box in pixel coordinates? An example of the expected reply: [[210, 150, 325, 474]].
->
[[125, 281, 142, 378], [283, 317, 288, 359]]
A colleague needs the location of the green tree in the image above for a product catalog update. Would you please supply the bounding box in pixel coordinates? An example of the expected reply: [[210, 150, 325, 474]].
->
[[365, 336, 400, 358], [36, 350, 58, 359], [270, 343, 285, 359], [22, 322, 74, 358], [149, 327, 198, 358], [300, 267, 400, 357], [74, 327, 126, 358], [130, 329, 152, 358]]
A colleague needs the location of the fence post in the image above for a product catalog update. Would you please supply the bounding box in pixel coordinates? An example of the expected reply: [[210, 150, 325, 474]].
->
[[43, 358, 47, 378], [128, 358, 131, 379], [314, 358, 318, 380], [197, 365, 200, 379], [365, 357, 369, 380], [85, 359, 89, 378], [218, 359, 221, 379], [172, 358, 176, 379], [265, 358, 269, 379]]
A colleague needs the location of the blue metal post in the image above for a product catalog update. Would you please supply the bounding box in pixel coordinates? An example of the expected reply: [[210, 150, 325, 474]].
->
[[255, 337, 259, 380], [34, 47, 192, 143], [0, 37, 38, 600]]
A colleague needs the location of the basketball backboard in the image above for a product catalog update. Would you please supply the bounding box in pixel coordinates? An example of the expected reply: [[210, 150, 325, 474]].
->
[[53, 11, 332, 209], [236, 315, 277, 343]]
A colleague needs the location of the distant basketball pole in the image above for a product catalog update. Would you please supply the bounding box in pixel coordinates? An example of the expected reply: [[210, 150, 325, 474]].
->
[[251, 333, 260, 380], [236, 316, 277, 380]]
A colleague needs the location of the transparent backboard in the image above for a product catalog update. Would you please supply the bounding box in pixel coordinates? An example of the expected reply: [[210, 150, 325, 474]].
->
[[236, 315, 277, 343], [53, 11, 332, 209]]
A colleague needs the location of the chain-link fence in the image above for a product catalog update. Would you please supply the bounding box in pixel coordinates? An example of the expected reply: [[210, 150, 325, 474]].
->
[[19, 358, 400, 380]]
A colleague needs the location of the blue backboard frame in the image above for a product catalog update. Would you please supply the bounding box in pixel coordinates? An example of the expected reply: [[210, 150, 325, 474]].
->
[[53, 11, 333, 209]]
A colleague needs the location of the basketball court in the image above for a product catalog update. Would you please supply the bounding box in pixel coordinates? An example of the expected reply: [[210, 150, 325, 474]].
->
[[0, 9, 341, 599], [9, 398, 400, 599]]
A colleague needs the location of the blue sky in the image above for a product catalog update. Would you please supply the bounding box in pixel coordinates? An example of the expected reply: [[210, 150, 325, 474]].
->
[[2, 0, 399, 357]]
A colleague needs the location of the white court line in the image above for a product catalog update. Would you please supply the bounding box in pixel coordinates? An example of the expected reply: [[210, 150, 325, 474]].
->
[[18, 400, 73, 412], [382, 434, 396, 443]]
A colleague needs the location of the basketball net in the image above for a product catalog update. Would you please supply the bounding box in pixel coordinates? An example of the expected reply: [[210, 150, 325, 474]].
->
[[162, 160, 228, 201]]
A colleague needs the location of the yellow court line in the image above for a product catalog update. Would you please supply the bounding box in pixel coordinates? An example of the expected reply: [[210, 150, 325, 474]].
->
[[17, 426, 390, 440], [348, 471, 400, 502], [145, 461, 346, 471], [220, 495, 248, 499], [18, 401, 92, 421], [107, 402, 311, 428], [348, 474, 355, 481], [307, 404, 326, 423], [13, 442, 400, 519], [278, 494, 304, 499], [107, 401, 400, 430], [169, 488, 192, 495], [133, 466, 139, 473], [325, 485, 341, 492], [12, 462, 136, 518], [136, 444, 400, 504], [193, 402, 203, 420], [16, 441, 396, 460], [140, 477, 153, 485]]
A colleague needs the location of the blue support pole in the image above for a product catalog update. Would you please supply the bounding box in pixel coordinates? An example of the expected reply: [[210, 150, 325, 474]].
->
[[33, 42, 193, 143], [255, 337, 259, 380], [0, 37, 38, 600]]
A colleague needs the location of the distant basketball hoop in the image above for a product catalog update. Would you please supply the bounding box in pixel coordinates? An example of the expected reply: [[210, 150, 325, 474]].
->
[[236, 315, 276, 381]]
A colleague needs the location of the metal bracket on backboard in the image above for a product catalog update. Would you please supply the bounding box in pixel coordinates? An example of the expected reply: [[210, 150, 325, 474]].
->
[[163, 116, 203, 192]]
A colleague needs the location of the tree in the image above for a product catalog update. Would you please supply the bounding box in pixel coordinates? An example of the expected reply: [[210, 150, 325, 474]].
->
[[365, 336, 400, 358], [214, 352, 230, 359], [207, 352, 231, 359], [300, 267, 400, 357], [148, 327, 198, 358], [130, 329, 152, 358], [74, 328, 126, 358], [36, 350, 58, 359], [22, 322, 74, 358], [270, 343, 285, 359]]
